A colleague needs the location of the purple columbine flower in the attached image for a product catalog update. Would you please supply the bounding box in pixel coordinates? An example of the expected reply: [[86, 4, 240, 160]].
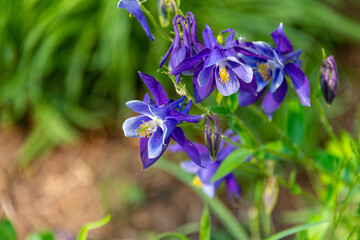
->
[[122, 72, 203, 169], [238, 23, 311, 119], [118, 0, 155, 41], [170, 129, 245, 201], [320, 56, 338, 105], [170, 24, 255, 102], [160, 12, 205, 83]]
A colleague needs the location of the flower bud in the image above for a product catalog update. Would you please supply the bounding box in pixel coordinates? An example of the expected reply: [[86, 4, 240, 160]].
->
[[157, 0, 176, 28], [204, 114, 222, 160], [320, 56, 339, 105], [263, 177, 279, 214]]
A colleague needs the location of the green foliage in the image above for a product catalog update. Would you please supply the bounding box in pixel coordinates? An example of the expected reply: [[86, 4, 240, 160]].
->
[[0, 219, 55, 240], [156, 159, 250, 240], [211, 148, 252, 181], [0, 219, 17, 240], [226, 93, 238, 113], [2, 0, 360, 239], [26, 231, 55, 240], [210, 106, 228, 116], [286, 101, 306, 145], [0, 0, 140, 164], [149, 232, 189, 240], [77, 215, 111, 240], [266, 220, 328, 240], [0, 217, 112, 240], [200, 204, 211, 240]]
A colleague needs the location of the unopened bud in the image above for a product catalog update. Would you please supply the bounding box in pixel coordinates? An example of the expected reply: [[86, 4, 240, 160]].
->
[[157, 0, 176, 28], [263, 177, 279, 214], [320, 56, 338, 105], [204, 114, 222, 160]]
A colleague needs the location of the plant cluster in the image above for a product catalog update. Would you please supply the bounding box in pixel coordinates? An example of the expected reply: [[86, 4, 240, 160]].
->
[[118, 0, 360, 240]]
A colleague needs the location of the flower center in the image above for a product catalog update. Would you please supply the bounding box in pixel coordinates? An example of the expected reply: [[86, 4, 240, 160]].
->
[[217, 34, 224, 44], [136, 119, 162, 138], [219, 67, 230, 85], [258, 62, 272, 82], [192, 176, 203, 187]]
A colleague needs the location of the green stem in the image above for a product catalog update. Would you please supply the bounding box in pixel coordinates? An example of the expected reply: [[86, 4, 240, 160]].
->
[[251, 179, 264, 240], [313, 98, 345, 156], [241, 165, 319, 203], [247, 105, 325, 169], [232, 115, 261, 147], [156, 159, 250, 240], [335, 184, 353, 227], [221, 134, 293, 162], [311, 69, 321, 99], [346, 226, 358, 240], [77, 215, 111, 240], [140, 5, 174, 43], [313, 97, 348, 239], [262, 211, 272, 238], [247, 105, 326, 197], [248, 105, 299, 157]]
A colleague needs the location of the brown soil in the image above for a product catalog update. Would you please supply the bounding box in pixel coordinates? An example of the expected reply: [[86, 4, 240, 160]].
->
[[0, 126, 204, 240]]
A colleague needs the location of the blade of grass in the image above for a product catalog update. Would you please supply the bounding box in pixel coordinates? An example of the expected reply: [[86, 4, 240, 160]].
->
[[265, 220, 328, 240], [76, 215, 111, 240], [156, 159, 250, 240]]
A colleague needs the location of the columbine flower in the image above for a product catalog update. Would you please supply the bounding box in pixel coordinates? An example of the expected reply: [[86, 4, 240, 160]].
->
[[238, 23, 310, 119], [122, 72, 203, 169], [160, 12, 205, 83], [320, 56, 338, 105], [170, 24, 254, 102], [170, 129, 246, 201], [118, 0, 155, 41]]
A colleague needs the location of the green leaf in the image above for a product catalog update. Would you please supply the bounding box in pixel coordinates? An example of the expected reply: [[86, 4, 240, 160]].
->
[[289, 170, 302, 195], [289, 170, 296, 186], [286, 101, 306, 145], [156, 159, 249, 240], [313, 150, 339, 172], [150, 232, 189, 240], [26, 231, 55, 240], [76, 215, 111, 240], [210, 106, 228, 116], [200, 204, 211, 240], [265, 220, 328, 240], [211, 148, 252, 182], [226, 93, 238, 113], [321, 48, 327, 60], [263, 141, 286, 151], [0, 219, 17, 240]]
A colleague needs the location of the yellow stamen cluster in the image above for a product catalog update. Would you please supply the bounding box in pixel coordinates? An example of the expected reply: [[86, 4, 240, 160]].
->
[[192, 176, 203, 187], [217, 34, 223, 44], [135, 119, 160, 138], [258, 62, 271, 82], [219, 67, 230, 85]]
